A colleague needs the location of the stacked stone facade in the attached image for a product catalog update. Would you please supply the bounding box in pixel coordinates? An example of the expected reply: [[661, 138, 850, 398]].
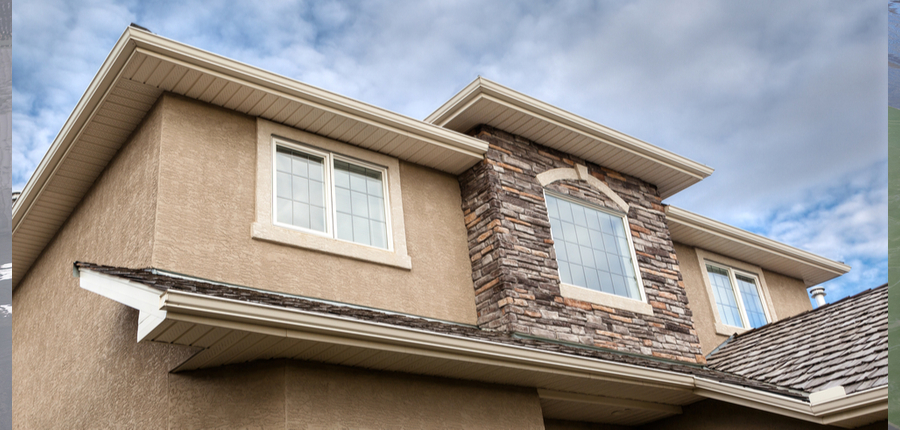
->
[[459, 125, 704, 364]]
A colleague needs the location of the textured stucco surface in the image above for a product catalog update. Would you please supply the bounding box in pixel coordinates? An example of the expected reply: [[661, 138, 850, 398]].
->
[[151, 95, 476, 324], [12, 101, 196, 428], [168, 360, 546, 429], [646, 399, 885, 430], [762, 269, 813, 318], [674, 242, 813, 354]]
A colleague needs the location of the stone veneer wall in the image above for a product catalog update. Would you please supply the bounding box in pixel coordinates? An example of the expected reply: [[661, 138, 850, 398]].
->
[[459, 125, 704, 363]]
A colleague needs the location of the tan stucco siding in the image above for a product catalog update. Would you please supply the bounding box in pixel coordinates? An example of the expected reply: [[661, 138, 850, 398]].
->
[[761, 269, 813, 319], [674, 242, 813, 354], [168, 360, 546, 429], [672, 242, 720, 354], [12, 101, 196, 428], [151, 94, 477, 324]]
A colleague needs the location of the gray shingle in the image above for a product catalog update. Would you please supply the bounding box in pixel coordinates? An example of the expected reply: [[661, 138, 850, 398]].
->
[[706, 284, 887, 395]]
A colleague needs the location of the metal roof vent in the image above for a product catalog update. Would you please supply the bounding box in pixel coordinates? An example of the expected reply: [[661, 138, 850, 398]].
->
[[809, 286, 827, 308]]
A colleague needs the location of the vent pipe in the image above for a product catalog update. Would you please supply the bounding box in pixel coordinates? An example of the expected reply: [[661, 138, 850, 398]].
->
[[809, 287, 826, 308]]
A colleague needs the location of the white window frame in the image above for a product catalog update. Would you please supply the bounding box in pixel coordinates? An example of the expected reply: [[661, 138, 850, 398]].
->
[[253, 118, 412, 270], [695, 249, 777, 335], [544, 190, 653, 316], [272, 139, 394, 252]]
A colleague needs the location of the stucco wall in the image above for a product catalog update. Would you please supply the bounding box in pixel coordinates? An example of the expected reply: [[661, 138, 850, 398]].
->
[[762, 268, 814, 318], [674, 242, 813, 354], [12, 101, 196, 428], [150, 94, 477, 324], [168, 360, 546, 429]]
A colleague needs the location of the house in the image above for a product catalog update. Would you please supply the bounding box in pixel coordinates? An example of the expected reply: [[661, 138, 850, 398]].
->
[[12, 26, 887, 429]]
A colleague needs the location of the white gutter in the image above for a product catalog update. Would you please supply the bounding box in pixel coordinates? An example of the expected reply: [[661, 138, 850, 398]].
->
[[693, 378, 888, 428]]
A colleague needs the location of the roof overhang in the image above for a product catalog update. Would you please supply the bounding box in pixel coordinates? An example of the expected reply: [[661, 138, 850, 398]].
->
[[425, 77, 714, 199], [665, 206, 850, 286], [12, 26, 488, 288], [77, 266, 884, 428]]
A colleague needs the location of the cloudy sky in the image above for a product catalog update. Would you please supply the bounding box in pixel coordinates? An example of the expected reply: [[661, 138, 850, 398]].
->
[[12, 0, 886, 303]]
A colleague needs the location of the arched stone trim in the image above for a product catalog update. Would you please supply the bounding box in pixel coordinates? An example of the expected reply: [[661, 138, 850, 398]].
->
[[536, 165, 630, 213]]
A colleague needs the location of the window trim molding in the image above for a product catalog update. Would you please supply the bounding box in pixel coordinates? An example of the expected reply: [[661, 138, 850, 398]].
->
[[253, 118, 412, 270], [542, 188, 652, 316], [695, 248, 778, 336]]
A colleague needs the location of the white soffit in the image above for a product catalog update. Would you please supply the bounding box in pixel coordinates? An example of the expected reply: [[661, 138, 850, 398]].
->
[[11, 26, 487, 288], [425, 77, 714, 199], [665, 206, 850, 286]]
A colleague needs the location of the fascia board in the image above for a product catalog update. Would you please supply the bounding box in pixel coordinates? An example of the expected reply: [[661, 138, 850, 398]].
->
[[692, 377, 819, 423], [811, 387, 888, 425], [425, 77, 714, 181], [159, 288, 696, 390], [666, 205, 850, 283], [125, 30, 488, 160], [12, 27, 139, 233], [694, 378, 888, 428]]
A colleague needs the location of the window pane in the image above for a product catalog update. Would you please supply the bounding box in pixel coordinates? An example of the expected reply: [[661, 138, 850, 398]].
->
[[367, 177, 383, 197], [336, 212, 353, 241], [276, 198, 292, 224], [707, 265, 743, 327], [276, 150, 292, 173], [353, 216, 371, 246], [545, 194, 640, 299], [276, 172, 292, 199], [274, 146, 326, 232], [334, 160, 387, 249], [736, 275, 767, 328], [310, 206, 325, 232], [293, 201, 310, 229], [370, 220, 387, 249]]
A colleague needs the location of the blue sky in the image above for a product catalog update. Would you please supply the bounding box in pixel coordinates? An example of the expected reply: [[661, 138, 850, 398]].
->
[[12, 0, 886, 303]]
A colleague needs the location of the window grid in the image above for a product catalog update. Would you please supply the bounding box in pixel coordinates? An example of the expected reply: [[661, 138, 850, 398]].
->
[[333, 159, 387, 249], [275, 147, 327, 233], [545, 192, 643, 301], [273, 140, 391, 251], [706, 262, 769, 329]]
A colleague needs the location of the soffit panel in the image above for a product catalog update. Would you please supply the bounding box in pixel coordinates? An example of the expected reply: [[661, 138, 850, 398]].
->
[[428, 81, 714, 199], [145, 316, 702, 426], [540, 398, 676, 426]]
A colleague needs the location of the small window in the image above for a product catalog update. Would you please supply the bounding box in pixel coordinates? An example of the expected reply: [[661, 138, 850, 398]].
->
[[546, 192, 643, 301], [274, 142, 390, 250], [705, 263, 769, 329]]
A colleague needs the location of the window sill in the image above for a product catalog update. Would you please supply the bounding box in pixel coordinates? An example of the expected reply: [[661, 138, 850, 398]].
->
[[715, 322, 748, 337], [558, 283, 654, 316], [252, 222, 412, 270]]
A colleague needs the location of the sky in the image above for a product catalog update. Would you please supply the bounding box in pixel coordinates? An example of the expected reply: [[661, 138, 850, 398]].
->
[[12, 0, 886, 304]]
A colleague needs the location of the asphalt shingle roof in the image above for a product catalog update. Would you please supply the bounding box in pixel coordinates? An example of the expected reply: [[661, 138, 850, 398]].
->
[[706, 284, 887, 395]]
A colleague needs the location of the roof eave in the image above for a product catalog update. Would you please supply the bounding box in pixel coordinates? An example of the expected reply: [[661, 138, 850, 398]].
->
[[77, 266, 885, 427], [425, 77, 715, 199], [665, 206, 850, 286]]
